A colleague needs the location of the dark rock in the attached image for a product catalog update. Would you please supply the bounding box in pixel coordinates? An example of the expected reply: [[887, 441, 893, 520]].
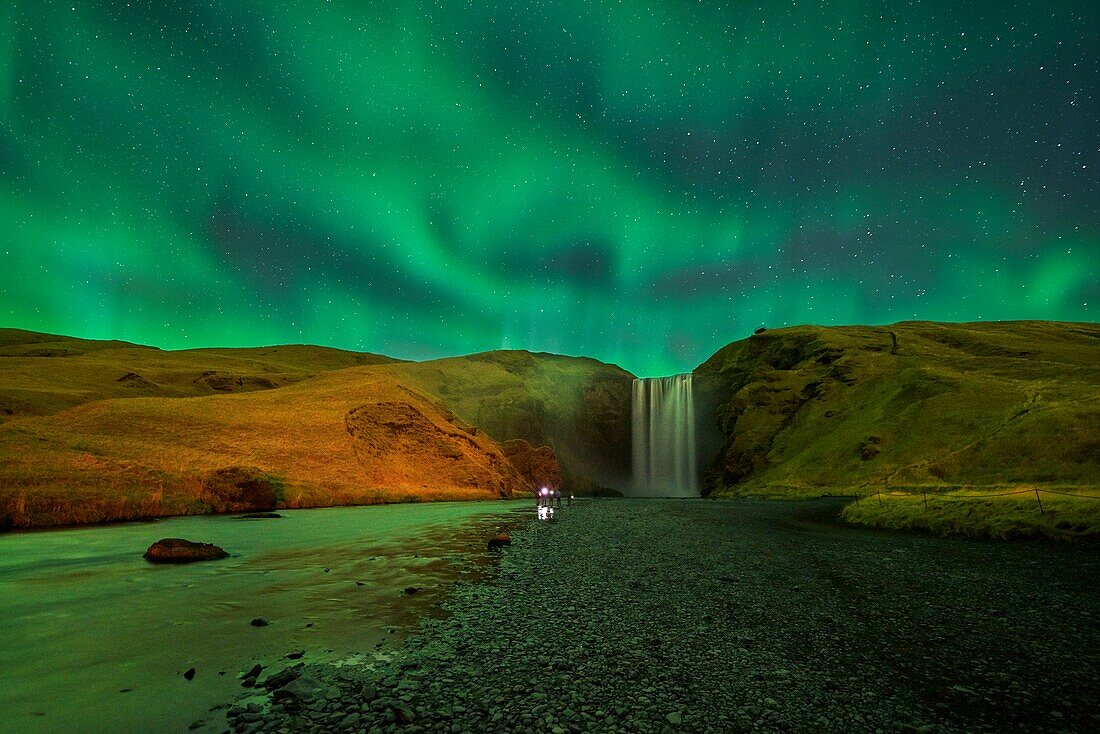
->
[[285, 651, 305, 660], [279, 674, 323, 699], [241, 664, 264, 680], [143, 538, 229, 564], [859, 437, 881, 461], [404, 587, 421, 595], [390, 703, 417, 724], [262, 667, 302, 691], [183, 667, 196, 681], [236, 512, 283, 519], [250, 618, 270, 627], [201, 466, 278, 513], [754, 327, 768, 334], [499, 439, 561, 492], [487, 534, 511, 551]]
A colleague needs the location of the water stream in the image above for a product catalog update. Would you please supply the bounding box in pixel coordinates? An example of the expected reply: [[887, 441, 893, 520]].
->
[[0, 500, 528, 734]]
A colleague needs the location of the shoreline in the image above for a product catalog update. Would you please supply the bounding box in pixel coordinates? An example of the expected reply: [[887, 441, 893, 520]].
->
[[221, 498, 1100, 733]]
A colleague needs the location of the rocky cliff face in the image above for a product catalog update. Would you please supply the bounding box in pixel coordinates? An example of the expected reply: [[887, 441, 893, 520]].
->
[[694, 322, 1100, 495], [389, 350, 633, 493]]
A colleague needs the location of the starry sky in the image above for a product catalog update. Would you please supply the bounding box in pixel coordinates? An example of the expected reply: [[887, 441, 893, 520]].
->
[[1, 1, 1097, 376]]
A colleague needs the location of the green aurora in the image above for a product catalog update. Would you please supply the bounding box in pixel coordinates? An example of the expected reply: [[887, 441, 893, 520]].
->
[[1, 0, 1096, 375]]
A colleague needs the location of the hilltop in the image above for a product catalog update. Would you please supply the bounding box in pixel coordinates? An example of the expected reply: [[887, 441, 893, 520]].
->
[[0, 328, 401, 420]]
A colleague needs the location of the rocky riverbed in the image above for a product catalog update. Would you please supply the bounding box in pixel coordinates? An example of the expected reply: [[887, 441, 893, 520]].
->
[[224, 498, 1100, 734]]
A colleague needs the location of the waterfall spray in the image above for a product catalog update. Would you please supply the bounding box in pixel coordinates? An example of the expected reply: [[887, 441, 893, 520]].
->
[[631, 373, 698, 496]]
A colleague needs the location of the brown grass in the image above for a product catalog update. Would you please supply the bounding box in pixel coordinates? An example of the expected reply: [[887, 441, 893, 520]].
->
[[0, 365, 524, 529]]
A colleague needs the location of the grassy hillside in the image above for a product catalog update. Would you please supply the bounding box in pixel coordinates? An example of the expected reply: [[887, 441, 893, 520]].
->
[[0, 364, 534, 529], [390, 351, 634, 493], [0, 332, 631, 529], [695, 321, 1100, 537], [0, 328, 399, 421]]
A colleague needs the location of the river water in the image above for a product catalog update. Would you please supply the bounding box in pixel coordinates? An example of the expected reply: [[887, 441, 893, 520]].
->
[[0, 500, 529, 734]]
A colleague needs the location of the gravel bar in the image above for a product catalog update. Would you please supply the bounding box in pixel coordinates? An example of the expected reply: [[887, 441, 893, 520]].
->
[[224, 498, 1100, 734]]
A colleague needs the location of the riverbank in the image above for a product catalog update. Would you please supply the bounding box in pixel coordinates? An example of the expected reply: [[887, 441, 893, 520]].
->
[[229, 498, 1100, 734], [0, 501, 528, 734]]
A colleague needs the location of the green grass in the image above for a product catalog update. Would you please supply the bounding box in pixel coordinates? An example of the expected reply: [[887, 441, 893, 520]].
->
[[841, 488, 1100, 542]]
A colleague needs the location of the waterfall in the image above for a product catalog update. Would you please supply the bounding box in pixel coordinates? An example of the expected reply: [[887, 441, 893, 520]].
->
[[631, 373, 698, 497]]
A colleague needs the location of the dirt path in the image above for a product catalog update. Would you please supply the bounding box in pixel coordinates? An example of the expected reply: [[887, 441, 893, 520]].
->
[[228, 499, 1100, 734]]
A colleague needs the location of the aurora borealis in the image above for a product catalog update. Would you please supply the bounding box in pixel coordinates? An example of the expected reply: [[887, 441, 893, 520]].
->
[[1, 1, 1096, 375]]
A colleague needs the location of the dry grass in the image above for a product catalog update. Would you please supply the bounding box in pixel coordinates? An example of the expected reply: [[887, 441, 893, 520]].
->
[[0, 327, 398, 421], [0, 365, 523, 529]]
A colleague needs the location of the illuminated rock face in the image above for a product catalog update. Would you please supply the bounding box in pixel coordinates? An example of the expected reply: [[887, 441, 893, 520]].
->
[[631, 374, 699, 497]]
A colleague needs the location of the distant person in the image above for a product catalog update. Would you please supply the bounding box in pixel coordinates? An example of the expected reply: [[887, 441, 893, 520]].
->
[[553, 489, 562, 509]]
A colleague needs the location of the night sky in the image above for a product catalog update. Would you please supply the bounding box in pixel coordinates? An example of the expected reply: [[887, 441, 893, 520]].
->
[[1, 1, 1097, 375]]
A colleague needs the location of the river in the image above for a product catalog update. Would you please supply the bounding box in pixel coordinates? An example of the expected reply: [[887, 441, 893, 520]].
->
[[0, 500, 529, 734]]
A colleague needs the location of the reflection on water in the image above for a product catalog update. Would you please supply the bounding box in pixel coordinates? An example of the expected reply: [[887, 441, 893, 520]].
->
[[0, 500, 529, 734]]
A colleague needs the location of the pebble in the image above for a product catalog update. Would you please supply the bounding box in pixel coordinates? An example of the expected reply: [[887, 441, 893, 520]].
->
[[220, 500, 1100, 734]]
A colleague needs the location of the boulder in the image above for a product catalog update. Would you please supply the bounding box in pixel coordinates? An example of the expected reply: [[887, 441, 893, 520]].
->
[[143, 538, 228, 564], [201, 467, 278, 513]]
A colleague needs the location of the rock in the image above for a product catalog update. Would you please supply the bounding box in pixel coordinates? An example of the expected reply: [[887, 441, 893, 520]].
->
[[183, 667, 196, 681], [404, 587, 421, 595], [236, 512, 283, 519], [262, 667, 301, 690], [390, 703, 416, 724], [499, 439, 562, 491], [285, 651, 305, 660], [201, 466, 278, 513], [279, 674, 323, 699], [143, 538, 229, 564], [240, 664, 264, 680], [487, 534, 511, 551], [666, 712, 682, 725], [250, 618, 270, 627]]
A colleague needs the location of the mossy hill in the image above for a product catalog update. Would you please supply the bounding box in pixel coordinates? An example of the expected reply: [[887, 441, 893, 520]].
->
[[695, 321, 1100, 496]]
